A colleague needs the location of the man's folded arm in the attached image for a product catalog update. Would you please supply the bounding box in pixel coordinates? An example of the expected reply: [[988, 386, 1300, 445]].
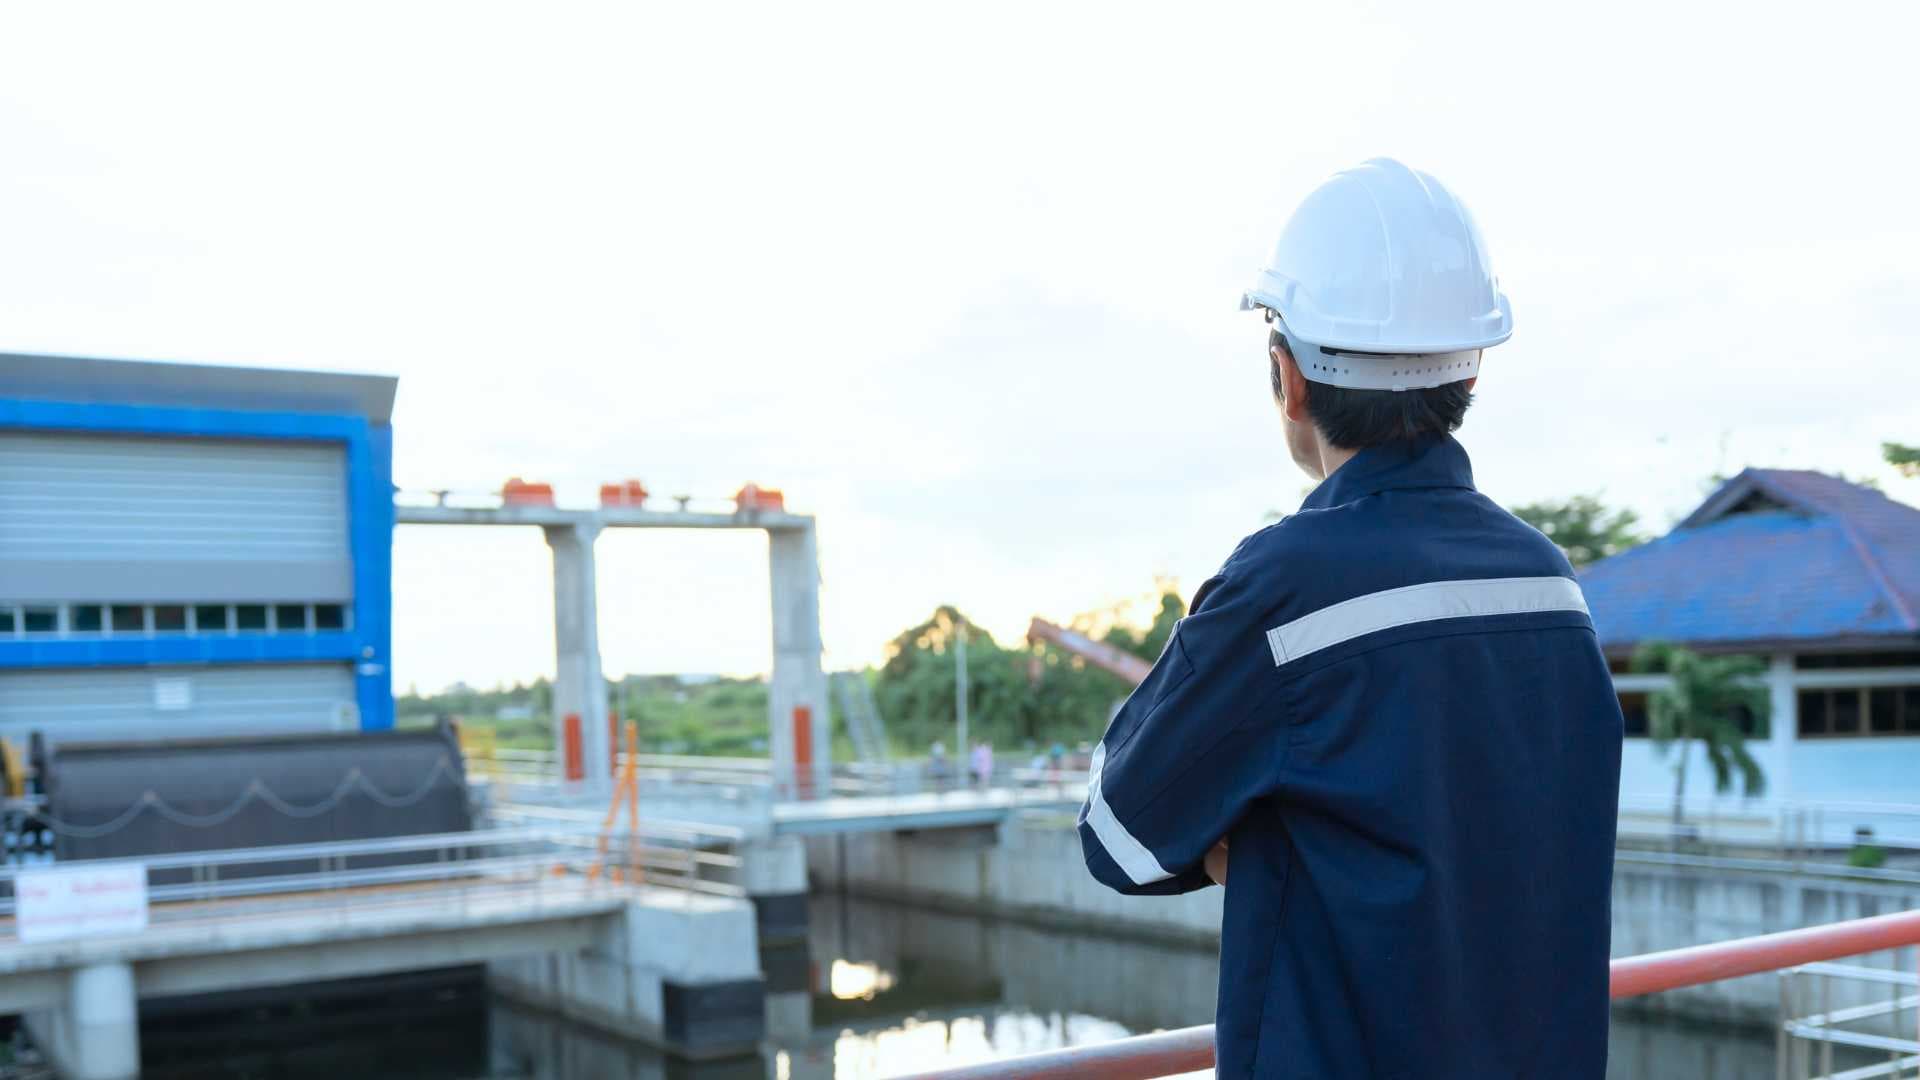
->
[[1076, 570, 1283, 895]]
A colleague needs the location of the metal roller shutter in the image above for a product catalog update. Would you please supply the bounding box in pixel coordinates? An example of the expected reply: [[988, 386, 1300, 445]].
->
[[0, 432, 351, 604], [0, 664, 358, 745]]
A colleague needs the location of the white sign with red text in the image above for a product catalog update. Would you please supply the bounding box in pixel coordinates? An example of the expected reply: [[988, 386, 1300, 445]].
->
[[15, 862, 149, 943]]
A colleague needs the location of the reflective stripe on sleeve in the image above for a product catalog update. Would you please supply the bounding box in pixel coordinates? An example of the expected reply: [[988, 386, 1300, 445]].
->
[[1083, 741, 1173, 886]]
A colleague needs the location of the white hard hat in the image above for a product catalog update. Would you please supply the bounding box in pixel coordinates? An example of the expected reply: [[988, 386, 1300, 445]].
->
[[1241, 158, 1512, 391]]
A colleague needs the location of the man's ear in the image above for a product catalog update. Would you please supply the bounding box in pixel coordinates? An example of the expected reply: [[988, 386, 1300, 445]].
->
[[1271, 342, 1313, 424]]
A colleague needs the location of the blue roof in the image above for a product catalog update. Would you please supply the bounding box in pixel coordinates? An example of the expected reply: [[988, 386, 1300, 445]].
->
[[1579, 469, 1920, 652]]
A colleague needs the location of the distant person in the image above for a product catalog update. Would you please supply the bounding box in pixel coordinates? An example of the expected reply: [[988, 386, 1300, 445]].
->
[[927, 741, 950, 788], [969, 740, 993, 788], [1078, 160, 1623, 1078]]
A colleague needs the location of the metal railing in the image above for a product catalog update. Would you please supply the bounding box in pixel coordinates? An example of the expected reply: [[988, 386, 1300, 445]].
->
[[1617, 794, 1920, 858], [480, 749, 787, 795], [478, 749, 1090, 799], [904, 909, 1920, 1080], [0, 823, 745, 932], [1781, 961, 1920, 1078], [1614, 795, 1920, 890], [480, 747, 1920, 852], [476, 749, 1073, 802]]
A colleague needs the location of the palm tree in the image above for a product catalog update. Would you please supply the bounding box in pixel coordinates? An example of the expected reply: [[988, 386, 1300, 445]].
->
[[1631, 641, 1770, 827]]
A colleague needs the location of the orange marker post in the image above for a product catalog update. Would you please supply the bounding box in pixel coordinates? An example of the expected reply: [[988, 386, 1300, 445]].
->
[[793, 706, 813, 800], [562, 713, 584, 782], [624, 720, 642, 883]]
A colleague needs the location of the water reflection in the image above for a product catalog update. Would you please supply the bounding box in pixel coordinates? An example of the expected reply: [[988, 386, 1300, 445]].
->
[[106, 892, 1855, 1079], [794, 893, 1833, 1080]]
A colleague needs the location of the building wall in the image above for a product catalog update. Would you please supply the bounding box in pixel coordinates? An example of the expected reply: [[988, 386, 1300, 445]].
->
[[0, 663, 360, 745], [1615, 652, 1920, 807], [0, 394, 394, 739]]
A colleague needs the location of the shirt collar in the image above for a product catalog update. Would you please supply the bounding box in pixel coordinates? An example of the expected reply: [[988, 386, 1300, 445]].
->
[[1299, 434, 1477, 512]]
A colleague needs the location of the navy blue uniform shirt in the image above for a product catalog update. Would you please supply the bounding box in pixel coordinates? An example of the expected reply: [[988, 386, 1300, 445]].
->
[[1079, 435, 1623, 1078]]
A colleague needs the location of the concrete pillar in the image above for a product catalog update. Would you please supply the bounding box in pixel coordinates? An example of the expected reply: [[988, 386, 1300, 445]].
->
[[761, 932, 815, 1059], [768, 523, 829, 798], [546, 522, 610, 791], [1768, 653, 1796, 802], [741, 836, 810, 945], [487, 890, 765, 1060], [31, 962, 140, 1080]]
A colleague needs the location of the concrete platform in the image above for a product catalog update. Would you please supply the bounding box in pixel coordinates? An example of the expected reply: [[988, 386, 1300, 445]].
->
[[0, 877, 765, 1079], [770, 787, 1081, 837]]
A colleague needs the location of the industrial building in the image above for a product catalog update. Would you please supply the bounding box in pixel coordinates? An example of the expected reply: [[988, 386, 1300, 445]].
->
[[1582, 468, 1920, 803], [0, 353, 397, 745]]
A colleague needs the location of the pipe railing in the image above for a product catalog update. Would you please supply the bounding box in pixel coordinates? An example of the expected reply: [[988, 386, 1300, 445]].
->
[[481, 749, 1073, 802], [903, 908, 1920, 1080], [0, 823, 746, 922]]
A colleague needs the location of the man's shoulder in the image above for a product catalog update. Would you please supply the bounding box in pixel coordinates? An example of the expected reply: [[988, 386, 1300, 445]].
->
[[1196, 513, 1356, 621], [1214, 490, 1577, 616], [1218, 501, 1391, 579]]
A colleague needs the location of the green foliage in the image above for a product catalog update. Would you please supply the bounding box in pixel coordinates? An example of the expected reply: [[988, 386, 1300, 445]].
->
[[396, 674, 769, 755], [1101, 591, 1184, 663], [1849, 844, 1888, 870], [396, 677, 549, 725], [625, 676, 768, 755], [1510, 495, 1645, 567], [1631, 642, 1770, 823], [873, 591, 1185, 752], [1886, 442, 1920, 478]]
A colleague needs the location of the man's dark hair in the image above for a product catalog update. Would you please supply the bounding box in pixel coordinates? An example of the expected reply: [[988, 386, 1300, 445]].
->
[[1270, 329, 1474, 449]]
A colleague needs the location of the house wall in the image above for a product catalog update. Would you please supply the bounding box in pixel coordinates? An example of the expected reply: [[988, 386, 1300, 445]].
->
[[1615, 654, 1920, 807]]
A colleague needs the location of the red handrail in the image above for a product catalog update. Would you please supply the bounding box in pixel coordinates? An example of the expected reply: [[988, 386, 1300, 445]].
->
[[900, 907, 1920, 1080]]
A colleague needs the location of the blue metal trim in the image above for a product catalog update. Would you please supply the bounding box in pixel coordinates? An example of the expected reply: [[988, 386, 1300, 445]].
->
[[0, 634, 363, 670], [351, 424, 396, 730], [0, 398, 365, 442], [0, 398, 395, 730]]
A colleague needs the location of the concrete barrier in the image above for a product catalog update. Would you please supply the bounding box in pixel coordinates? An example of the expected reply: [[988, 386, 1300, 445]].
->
[[807, 814, 1221, 946], [489, 890, 766, 1059]]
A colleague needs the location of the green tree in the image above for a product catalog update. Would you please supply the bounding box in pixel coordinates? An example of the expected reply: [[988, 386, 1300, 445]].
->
[[1631, 641, 1769, 827], [1099, 590, 1185, 663], [875, 607, 1019, 750], [1885, 442, 1920, 478], [872, 588, 1187, 753], [1510, 495, 1645, 568]]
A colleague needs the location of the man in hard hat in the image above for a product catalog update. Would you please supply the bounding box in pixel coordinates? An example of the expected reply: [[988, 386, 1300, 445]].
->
[[1079, 159, 1622, 1078]]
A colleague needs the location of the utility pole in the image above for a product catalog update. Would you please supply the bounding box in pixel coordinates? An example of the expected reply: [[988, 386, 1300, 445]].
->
[[954, 618, 969, 768]]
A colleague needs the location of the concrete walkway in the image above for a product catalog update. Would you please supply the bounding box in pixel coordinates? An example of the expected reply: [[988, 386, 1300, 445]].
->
[[770, 786, 1081, 836]]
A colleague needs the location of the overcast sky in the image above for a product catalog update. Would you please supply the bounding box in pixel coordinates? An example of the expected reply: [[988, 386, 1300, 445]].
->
[[3, 2, 1916, 693]]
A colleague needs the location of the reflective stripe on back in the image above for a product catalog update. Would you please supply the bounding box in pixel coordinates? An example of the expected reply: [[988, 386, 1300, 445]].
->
[[1265, 576, 1589, 666]]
